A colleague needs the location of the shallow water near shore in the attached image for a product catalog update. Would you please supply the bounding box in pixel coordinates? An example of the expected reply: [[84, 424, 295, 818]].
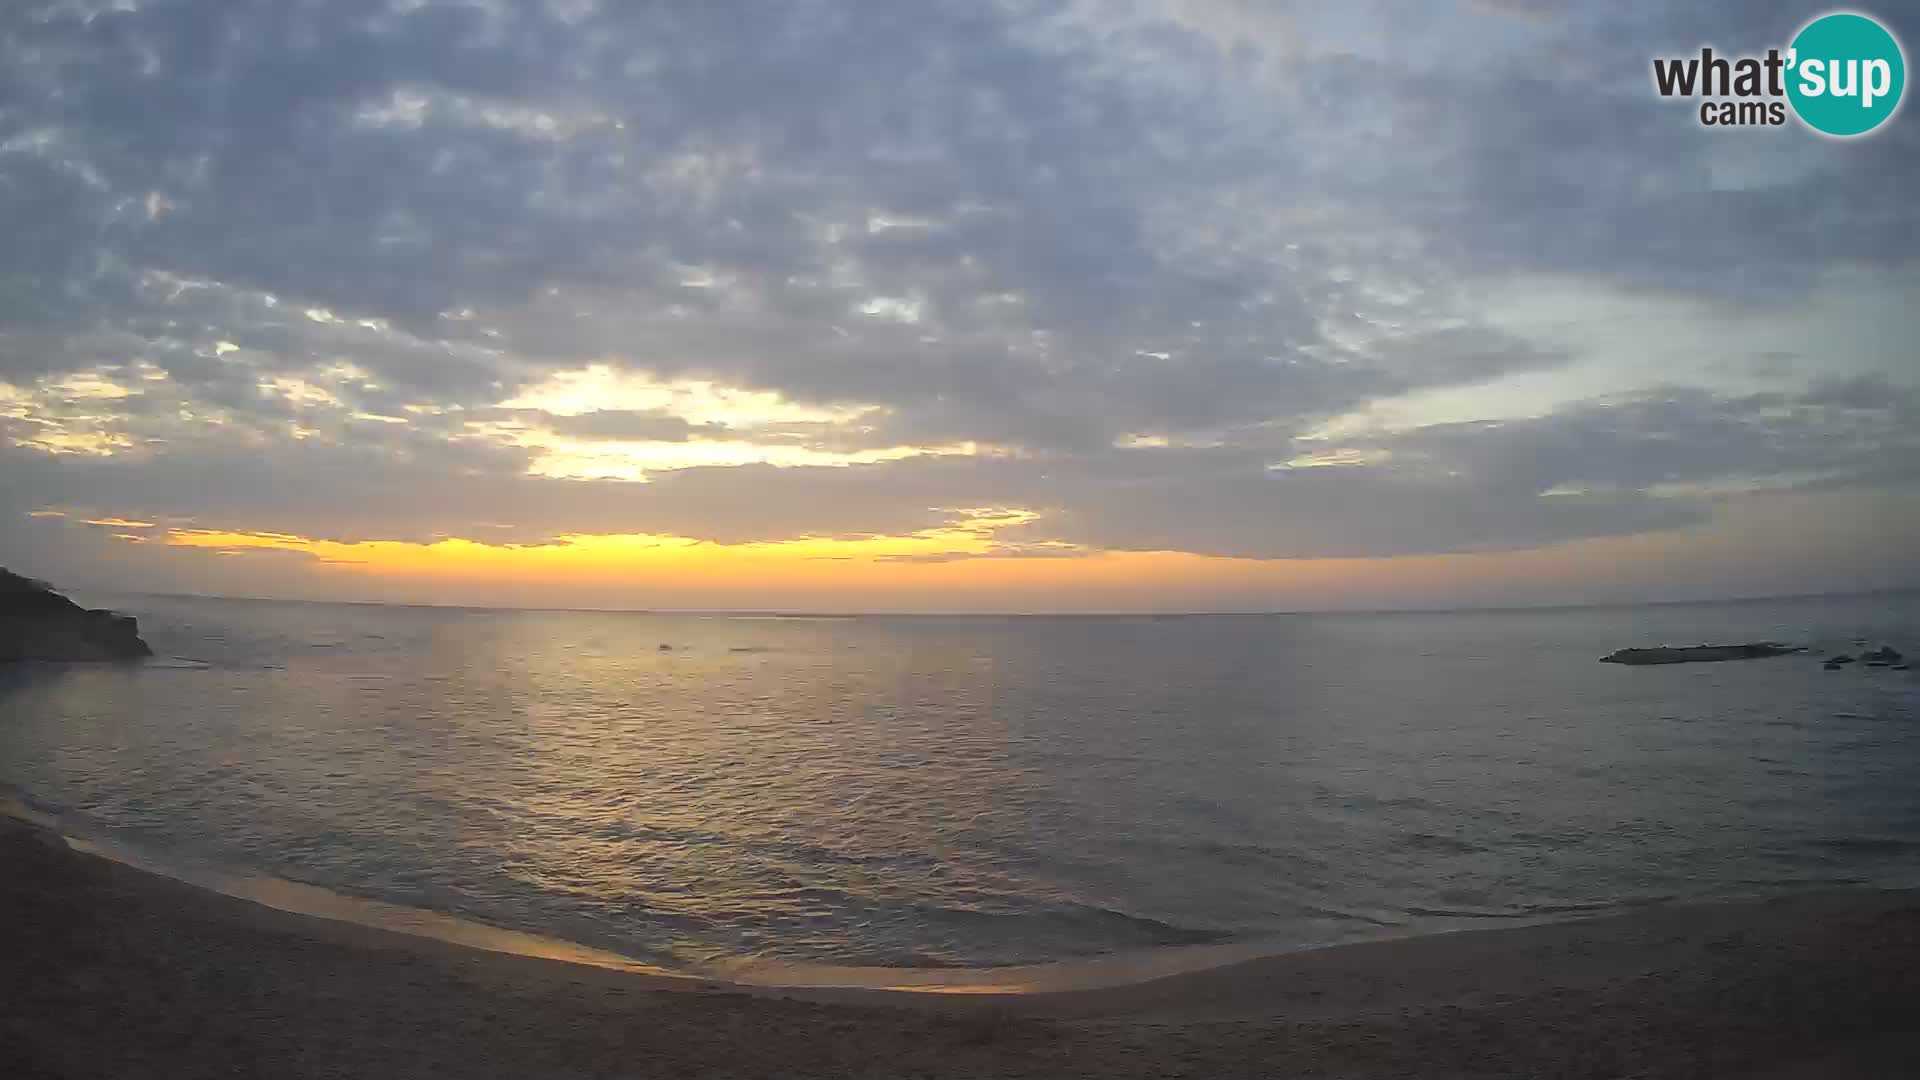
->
[[2, 590, 1918, 977], [0, 799, 1596, 993]]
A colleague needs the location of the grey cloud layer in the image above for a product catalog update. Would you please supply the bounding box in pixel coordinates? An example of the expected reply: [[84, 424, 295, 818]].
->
[[8, 377, 1914, 562], [1, 0, 1916, 569]]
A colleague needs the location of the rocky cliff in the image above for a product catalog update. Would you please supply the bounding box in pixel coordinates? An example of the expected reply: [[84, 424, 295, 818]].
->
[[0, 567, 152, 662]]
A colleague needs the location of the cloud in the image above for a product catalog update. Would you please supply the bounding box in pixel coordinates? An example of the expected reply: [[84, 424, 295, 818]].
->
[[529, 410, 709, 443], [0, 0, 1915, 603], [1468, 0, 1563, 20], [8, 374, 1913, 571], [0, 0, 1567, 438], [1372, 381, 1920, 498]]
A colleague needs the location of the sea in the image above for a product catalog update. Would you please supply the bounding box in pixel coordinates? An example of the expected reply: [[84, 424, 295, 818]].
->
[[3, 590, 1917, 982]]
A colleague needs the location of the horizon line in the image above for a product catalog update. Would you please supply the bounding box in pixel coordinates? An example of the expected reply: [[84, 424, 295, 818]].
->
[[69, 583, 1920, 620]]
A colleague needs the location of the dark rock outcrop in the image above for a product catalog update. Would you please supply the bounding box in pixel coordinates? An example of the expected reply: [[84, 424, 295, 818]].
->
[[1599, 642, 1805, 666], [0, 567, 151, 662], [1862, 646, 1904, 664]]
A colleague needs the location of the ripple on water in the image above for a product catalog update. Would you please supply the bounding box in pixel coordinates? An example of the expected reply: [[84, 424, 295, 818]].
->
[[3, 593, 1919, 969]]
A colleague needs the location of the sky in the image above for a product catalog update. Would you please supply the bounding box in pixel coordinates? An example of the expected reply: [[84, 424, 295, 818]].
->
[[1, 0, 1916, 612]]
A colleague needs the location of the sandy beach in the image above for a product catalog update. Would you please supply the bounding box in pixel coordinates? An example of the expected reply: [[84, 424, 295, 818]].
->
[[2, 816, 1916, 1078]]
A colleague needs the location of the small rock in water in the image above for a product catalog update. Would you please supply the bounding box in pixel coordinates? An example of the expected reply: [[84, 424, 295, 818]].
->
[[1598, 642, 1804, 665], [1826, 655, 1856, 665]]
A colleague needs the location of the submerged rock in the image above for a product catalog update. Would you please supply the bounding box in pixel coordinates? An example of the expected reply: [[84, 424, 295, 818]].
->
[[1862, 646, 1904, 664], [1599, 642, 1805, 666], [0, 567, 152, 662]]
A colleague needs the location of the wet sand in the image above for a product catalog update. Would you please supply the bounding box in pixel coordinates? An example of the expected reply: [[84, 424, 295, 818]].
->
[[4, 815, 1918, 1079]]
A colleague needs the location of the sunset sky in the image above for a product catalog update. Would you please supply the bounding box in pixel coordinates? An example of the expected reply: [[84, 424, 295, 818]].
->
[[2, 0, 1916, 612]]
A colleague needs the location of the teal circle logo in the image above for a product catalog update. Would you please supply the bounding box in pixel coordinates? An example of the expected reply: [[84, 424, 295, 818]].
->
[[1787, 12, 1906, 136]]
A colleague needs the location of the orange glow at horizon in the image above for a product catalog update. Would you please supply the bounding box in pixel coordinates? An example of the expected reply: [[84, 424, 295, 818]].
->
[[86, 486, 1911, 611], [152, 517, 1328, 598], [158, 510, 1132, 587], [139, 520, 1566, 606]]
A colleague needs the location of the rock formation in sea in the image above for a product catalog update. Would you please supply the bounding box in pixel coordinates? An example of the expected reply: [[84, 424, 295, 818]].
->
[[0, 567, 152, 662], [1598, 642, 1805, 666]]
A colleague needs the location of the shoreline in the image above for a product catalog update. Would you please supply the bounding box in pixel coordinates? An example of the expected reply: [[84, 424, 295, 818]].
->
[[6, 814, 1920, 1076], [7, 793, 1309, 993], [0, 794, 1793, 996]]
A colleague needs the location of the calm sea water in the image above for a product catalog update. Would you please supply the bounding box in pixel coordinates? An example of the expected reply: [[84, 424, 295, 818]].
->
[[3, 592, 1918, 973]]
